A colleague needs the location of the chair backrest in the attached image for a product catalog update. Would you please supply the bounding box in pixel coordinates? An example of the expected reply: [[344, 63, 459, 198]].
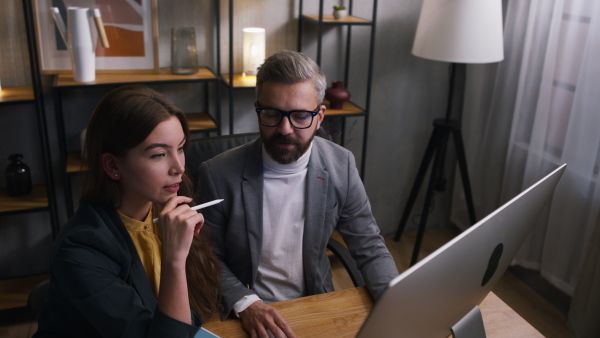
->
[[186, 132, 260, 184]]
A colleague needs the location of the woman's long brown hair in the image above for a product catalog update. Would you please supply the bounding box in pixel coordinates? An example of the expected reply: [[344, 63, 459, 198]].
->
[[79, 84, 221, 319]]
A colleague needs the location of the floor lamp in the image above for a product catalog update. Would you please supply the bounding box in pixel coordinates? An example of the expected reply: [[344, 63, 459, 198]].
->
[[394, 0, 504, 266]]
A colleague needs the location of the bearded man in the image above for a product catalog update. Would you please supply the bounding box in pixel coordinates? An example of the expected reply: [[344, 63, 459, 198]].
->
[[196, 50, 398, 338]]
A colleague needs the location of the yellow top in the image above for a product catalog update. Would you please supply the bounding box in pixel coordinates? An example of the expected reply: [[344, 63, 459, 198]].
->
[[119, 208, 162, 297]]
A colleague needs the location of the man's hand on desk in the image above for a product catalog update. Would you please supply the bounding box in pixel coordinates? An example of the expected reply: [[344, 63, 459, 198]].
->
[[238, 301, 296, 338]]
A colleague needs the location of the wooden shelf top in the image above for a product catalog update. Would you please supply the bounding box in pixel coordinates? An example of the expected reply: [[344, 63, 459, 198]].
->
[[221, 73, 257, 88], [66, 152, 83, 174], [0, 273, 48, 311], [324, 100, 365, 116], [0, 185, 48, 213], [0, 86, 35, 103], [55, 67, 218, 87], [303, 14, 371, 25], [187, 112, 218, 132]]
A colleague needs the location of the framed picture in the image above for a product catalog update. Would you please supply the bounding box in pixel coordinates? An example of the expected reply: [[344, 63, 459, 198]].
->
[[33, 0, 159, 74]]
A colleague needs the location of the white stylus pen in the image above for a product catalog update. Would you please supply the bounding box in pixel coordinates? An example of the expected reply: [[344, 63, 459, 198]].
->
[[152, 199, 224, 223]]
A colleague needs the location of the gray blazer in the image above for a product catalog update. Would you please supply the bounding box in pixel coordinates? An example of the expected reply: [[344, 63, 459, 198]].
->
[[197, 137, 398, 317]]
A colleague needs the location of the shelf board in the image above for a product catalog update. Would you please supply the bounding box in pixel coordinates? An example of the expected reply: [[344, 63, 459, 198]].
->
[[0, 273, 48, 311], [0, 185, 48, 213], [187, 112, 218, 132], [66, 152, 82, 174], [67, 112, 217, 174], [221, 73, 257, 88], [0, 86, 35, 103], [303, 14, 371, 25], [323, 100, 365, 117], [55, 67, 218, 87]]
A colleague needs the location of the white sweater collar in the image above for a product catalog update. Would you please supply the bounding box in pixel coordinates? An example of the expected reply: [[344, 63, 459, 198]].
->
[[262, 141, 313, 174]]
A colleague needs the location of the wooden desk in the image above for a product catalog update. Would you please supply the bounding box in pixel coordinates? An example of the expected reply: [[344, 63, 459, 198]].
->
[[202, 287, 542, 337]]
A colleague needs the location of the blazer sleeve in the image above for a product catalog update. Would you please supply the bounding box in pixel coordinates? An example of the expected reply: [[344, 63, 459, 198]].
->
[[197, 161, 256, 319], [50, 220, 200, 337], [335, 150, 400, 301]]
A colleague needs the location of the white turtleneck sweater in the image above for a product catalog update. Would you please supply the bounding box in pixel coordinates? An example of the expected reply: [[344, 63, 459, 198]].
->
[[233, 142, 312, 315]]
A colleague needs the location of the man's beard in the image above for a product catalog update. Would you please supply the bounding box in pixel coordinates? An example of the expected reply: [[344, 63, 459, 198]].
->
[[262, 131, 315, 164]]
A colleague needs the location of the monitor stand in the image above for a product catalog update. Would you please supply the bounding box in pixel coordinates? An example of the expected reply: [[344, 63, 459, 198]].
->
[[451, 305, 486, 338]]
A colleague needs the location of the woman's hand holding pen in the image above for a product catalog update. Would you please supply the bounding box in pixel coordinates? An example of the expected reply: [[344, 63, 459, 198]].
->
[[155, 195, 202, 324], [158, 196, 204, 264]]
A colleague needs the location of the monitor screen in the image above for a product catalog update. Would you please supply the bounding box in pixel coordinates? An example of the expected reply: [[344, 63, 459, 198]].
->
[[357, 163, 566, 338]]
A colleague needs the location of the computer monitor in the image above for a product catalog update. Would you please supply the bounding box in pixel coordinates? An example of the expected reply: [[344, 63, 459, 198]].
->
[[357, 163, 566, 338]]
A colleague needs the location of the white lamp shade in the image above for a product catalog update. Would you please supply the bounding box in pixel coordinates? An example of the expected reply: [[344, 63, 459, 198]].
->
[[243, 27, 266, 75], [412, 0, 504, 63]]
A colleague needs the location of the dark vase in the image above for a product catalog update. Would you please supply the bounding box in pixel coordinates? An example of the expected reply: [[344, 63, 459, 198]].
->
[[325, 81, 350, 110], [6, 153, 32, 197]]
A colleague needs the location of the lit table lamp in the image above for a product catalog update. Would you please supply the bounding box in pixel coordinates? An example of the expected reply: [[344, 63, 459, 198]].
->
[[242, 27, 265, 76], [394, 0, 504, 266]]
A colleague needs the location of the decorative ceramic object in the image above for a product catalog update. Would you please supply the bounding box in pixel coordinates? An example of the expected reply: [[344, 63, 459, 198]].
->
[[325, 81, 350, 109], [5, 153, 32, 197], [51, 7, 109, 82], [333, 5, 347, 20]]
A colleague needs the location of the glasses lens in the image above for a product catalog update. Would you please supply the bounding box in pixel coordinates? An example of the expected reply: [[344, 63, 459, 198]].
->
[[290, 111, 314, 128], [259, 109, 282, 126]]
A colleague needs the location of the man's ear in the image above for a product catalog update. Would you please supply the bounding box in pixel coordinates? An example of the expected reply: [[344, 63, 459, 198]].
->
[[101, 153, 120, 180], [315, 104, 326, 130]]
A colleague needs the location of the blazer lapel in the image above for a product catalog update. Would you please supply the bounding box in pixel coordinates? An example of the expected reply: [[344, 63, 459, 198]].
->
[[303, 140, 329, 294], [242, 139, 264, 280], [95, 205, 157, 308]]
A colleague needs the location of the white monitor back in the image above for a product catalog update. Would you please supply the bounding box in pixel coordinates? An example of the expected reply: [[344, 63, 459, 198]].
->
[[357, 163, 566, 338]]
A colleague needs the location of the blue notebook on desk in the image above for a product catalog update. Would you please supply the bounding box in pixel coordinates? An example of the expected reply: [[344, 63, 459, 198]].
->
[[195, 327, 220, 338]]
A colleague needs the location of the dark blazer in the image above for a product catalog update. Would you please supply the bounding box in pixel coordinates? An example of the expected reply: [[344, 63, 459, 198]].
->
[[34, 203, 200, 338], [197, 137, 399, 317]]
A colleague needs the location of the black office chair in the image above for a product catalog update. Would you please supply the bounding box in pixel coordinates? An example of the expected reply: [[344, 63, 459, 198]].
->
[[186, 133, 365, 287], [327, 237, 365, 287], [186, 132, 261, 184], [27, 278, 50, 317]]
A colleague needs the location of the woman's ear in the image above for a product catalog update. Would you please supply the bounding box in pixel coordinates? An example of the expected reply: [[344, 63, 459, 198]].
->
[[101, 153, 120, 180]]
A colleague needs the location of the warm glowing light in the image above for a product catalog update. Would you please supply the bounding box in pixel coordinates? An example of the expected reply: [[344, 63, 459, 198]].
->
[[242, 27, 265, 75]]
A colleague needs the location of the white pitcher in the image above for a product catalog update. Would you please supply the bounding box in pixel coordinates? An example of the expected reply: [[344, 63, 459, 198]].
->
[[51, 7, 109, 82]]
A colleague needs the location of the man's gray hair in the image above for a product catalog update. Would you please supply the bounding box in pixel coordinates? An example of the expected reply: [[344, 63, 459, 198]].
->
[[256, 50, 326, 104]]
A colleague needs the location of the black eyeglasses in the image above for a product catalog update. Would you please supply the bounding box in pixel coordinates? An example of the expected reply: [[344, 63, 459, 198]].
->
[[255, 104, 321, 129]]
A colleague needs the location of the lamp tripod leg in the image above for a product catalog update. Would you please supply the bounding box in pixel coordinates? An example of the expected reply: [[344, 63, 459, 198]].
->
[[395, 119, 476, 265], [394, 127, 441, 241], [452, 128, 477, 224], [410, 126, 451, 266]]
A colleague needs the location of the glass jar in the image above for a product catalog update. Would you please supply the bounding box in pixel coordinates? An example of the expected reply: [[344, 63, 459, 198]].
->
[[171, 27, 199, 75]]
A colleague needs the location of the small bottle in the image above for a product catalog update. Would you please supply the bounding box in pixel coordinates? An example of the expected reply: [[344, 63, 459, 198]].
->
[[6, 153, 33, 197]]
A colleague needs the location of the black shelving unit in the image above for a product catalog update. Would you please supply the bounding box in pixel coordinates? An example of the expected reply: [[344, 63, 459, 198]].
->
[[297, 0, 378, 178], [0, 0, 60, 237], [0, 0, 61, 313], [215, 0, 257, 135]]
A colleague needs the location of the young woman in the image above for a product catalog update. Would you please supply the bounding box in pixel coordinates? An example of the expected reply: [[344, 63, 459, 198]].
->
[[34, 85, 221, 337]]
